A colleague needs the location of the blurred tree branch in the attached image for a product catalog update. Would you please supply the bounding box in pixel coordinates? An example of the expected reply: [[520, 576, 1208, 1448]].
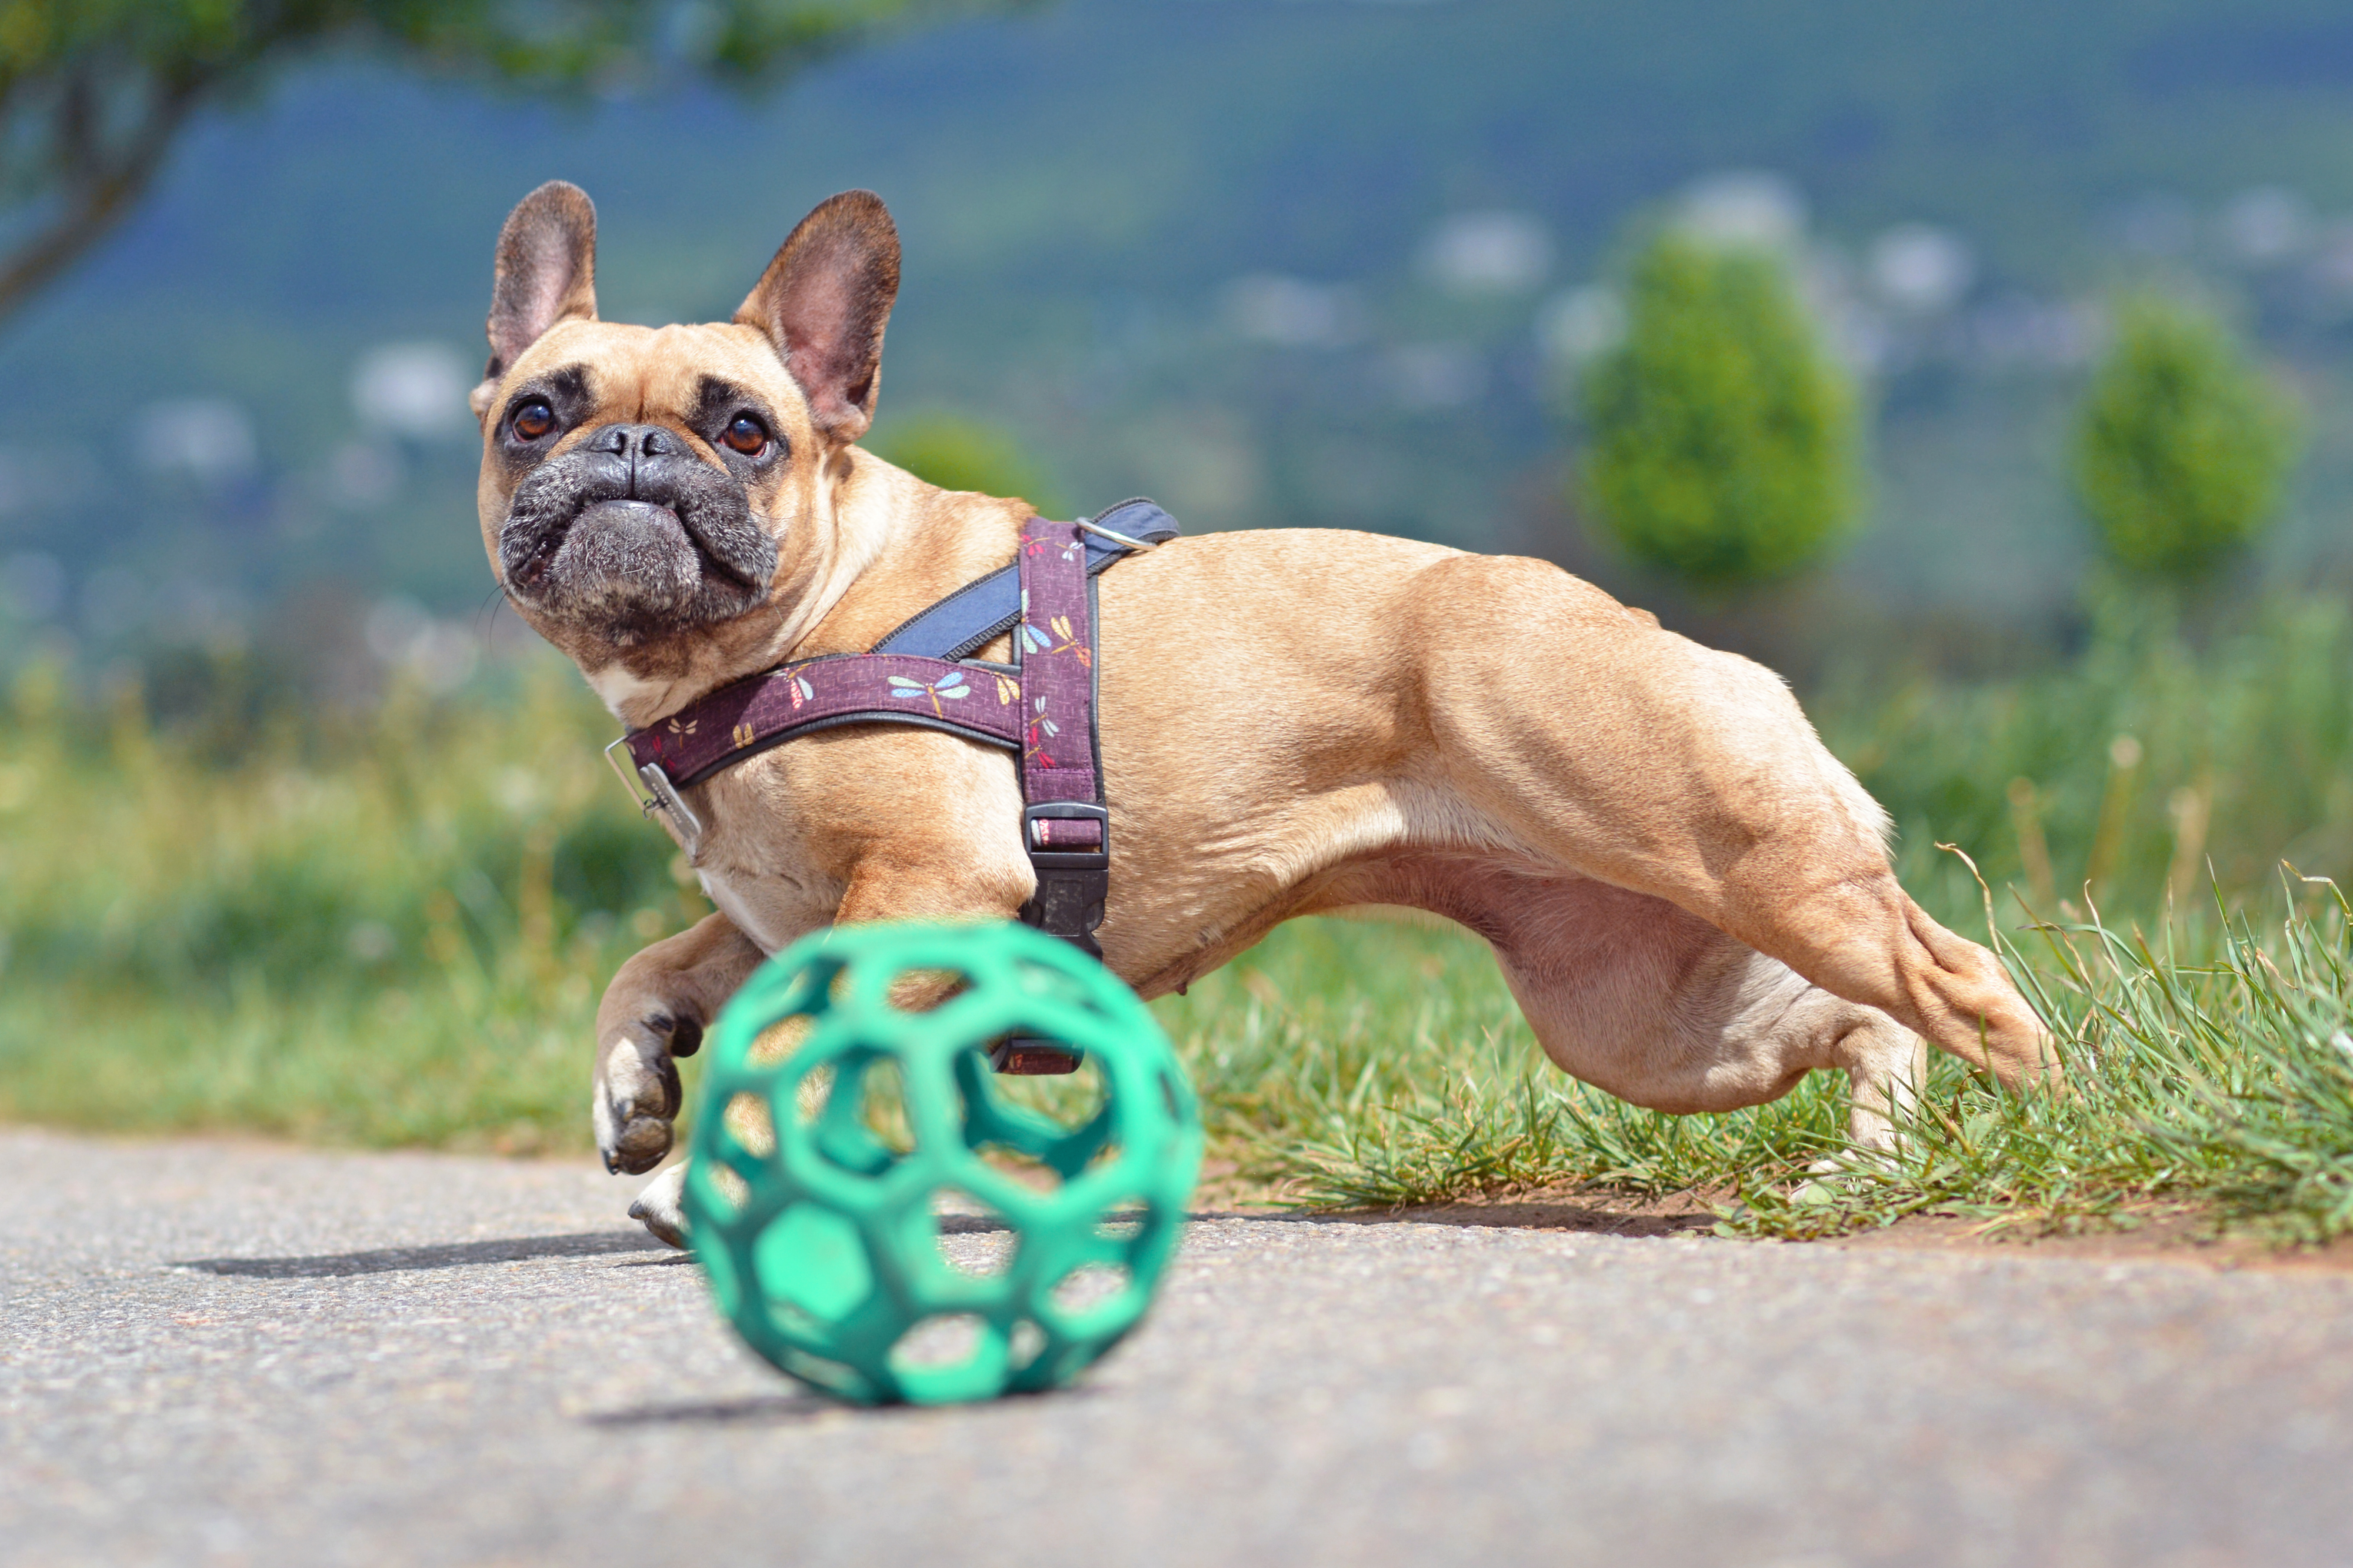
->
[[0, 0, 1001, 322]]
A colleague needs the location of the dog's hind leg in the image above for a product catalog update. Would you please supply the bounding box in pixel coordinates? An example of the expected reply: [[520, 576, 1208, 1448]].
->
[[1405, 555, 2055, 1092], [1401, 863, 1925, 1151]]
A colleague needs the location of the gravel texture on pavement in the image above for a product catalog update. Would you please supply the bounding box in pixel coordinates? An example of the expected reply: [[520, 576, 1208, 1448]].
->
[[4, 1125, 2352, 1568]]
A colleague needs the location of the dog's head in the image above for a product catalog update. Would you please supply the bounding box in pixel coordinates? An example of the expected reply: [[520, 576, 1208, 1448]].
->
[[472, 181, 901, 693]]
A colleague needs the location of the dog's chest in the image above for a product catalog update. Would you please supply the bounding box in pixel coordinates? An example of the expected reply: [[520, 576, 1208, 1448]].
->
[[689, 815, 840, 956], [695, 865, 785, 954]]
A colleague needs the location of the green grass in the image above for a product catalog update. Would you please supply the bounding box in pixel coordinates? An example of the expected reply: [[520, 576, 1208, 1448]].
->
[[1165, 893, 2353, 1243], [2, 592, 2351, 1241], [0, 656, 690, 1153]]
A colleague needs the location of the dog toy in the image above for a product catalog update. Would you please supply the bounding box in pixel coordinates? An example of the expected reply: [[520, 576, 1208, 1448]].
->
[[684, 920, 1202, 1405]]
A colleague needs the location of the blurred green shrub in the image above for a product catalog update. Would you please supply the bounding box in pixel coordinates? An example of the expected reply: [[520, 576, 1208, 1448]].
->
[[868, 411, 1064, 515], [1578, 231, 1861, 589], [2072, 293, 2302, 581]]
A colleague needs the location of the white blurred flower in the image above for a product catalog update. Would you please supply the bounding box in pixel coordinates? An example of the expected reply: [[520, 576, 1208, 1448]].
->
[[1868, 225, 1975, 314], [1678, 172, 1806, 250], [1421, 211, 1553, 295], [1536, 285, 1625, 364], [351, 342, 473, 439], [2219, 187, 2310, 265], [139, 399, 256, 484], [1222, 275, 1364, 348]]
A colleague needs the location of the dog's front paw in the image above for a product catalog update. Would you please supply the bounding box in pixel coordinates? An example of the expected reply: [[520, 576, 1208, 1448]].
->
[[628, 1164, 691, 1249], [594, 1019, 693, 1175]]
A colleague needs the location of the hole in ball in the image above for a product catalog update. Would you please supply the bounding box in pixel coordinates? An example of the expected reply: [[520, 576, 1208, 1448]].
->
[[930, 1188, 1017, 1277], [888, 1313, 989, 1373], [749, 1013, 814, 1068], [985, 1053, 1108, 1133], [1092, 1208, 1146, 1243], [889, 966, 976, 1015], [856, 1057, 915, 1156], [972, 1140, 1062, 1193], [1048, 1263, 1135, 1323], [793, 1062, 834, 1126], [722, 1090, 776, 1159], [701, 1162, 750, 1219]]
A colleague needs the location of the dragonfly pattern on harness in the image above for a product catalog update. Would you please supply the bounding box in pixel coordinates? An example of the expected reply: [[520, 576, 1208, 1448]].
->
[[886, 670, 972, 718]]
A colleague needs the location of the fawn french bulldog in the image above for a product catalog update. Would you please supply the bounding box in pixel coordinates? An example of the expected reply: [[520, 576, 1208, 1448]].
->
[[472, 181, 2058, 1244]]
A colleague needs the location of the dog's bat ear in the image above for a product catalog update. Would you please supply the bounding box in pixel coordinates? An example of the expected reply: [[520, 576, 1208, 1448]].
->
[[734, 190, 900, 443], [475, 181, 599, 415]]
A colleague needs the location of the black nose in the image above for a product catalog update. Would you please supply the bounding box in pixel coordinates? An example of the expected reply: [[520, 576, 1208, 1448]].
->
[[585, 423, 678, 462]]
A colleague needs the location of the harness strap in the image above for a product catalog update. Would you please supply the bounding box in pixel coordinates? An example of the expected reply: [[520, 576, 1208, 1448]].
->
[[1014, 516, 1111, 955], [871, 498, 1177, 660], [620, 651, 1022, 789], [612, 498, 1176, 965]]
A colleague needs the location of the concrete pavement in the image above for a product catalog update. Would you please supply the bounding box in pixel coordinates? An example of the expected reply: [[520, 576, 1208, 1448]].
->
[[5, 1126, 2351, 1567]]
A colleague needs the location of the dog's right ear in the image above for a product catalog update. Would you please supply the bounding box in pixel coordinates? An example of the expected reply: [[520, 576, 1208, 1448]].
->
[[473, 181, 598, 418]]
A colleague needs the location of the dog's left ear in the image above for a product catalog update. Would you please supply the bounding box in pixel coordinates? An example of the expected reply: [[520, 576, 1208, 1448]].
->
[[735, 190, 901, 443]]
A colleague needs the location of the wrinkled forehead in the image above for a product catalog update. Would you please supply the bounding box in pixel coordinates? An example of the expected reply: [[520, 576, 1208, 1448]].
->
[[501, 319, 804, 423]]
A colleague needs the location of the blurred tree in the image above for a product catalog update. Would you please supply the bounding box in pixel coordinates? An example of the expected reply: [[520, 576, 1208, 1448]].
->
[[869, 410, 1063, 515], [0, 0, 1000, 322], [2073, 293, 2302, 581], [1578, 230, 1860, 590]]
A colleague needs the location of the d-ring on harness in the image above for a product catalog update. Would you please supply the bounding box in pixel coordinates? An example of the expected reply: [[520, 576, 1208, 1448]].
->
[[603, 498, 1181, 1070]]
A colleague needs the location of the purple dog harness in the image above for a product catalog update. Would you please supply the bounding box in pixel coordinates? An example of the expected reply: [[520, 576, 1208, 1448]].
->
[[606, 498, 1179, 978]]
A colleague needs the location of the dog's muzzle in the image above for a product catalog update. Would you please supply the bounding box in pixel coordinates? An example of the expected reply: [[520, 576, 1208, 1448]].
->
[[498, 423, 776, 637]]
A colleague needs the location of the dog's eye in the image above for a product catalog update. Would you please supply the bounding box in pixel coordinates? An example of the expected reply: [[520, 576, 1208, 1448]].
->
[[511, 400, 555, 441], [721, 413, 769, 456]]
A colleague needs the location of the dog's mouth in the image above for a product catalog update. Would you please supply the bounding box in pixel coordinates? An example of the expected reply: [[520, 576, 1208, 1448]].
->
[[499, 453, 778, 643], [508, 499, 759, 595]]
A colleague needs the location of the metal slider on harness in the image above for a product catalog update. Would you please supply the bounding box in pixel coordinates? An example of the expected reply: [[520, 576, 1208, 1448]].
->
[[1074, 515, 1162, 553], [1022, 801, 1111, 867], [602, 735, 704, 855]]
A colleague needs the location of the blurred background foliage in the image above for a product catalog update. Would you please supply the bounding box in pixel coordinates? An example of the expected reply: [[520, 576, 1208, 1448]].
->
[[1578, 230, 1859, 589], [0, 0, 992, 318], [6, 0, 2353, 1167], [2073, 292, 2303, 581], [867, 409, 1065, 516]]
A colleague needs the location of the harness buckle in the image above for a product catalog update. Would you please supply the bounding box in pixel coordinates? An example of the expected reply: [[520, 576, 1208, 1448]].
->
[[1019, 802, 1110, 958], [603, 735, 704, 856], [1021, 801, 1111, 869]]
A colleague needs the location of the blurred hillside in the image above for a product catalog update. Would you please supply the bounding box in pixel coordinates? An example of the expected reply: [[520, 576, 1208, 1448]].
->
[[7, 0, 2353, 698]]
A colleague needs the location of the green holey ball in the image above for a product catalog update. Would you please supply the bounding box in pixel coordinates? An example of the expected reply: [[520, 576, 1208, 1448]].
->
[[684, 920, 1204, 1406]]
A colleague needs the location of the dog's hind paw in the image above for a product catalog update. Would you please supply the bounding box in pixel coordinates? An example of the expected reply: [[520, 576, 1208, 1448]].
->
[[628, 1164, 692, 1249]]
